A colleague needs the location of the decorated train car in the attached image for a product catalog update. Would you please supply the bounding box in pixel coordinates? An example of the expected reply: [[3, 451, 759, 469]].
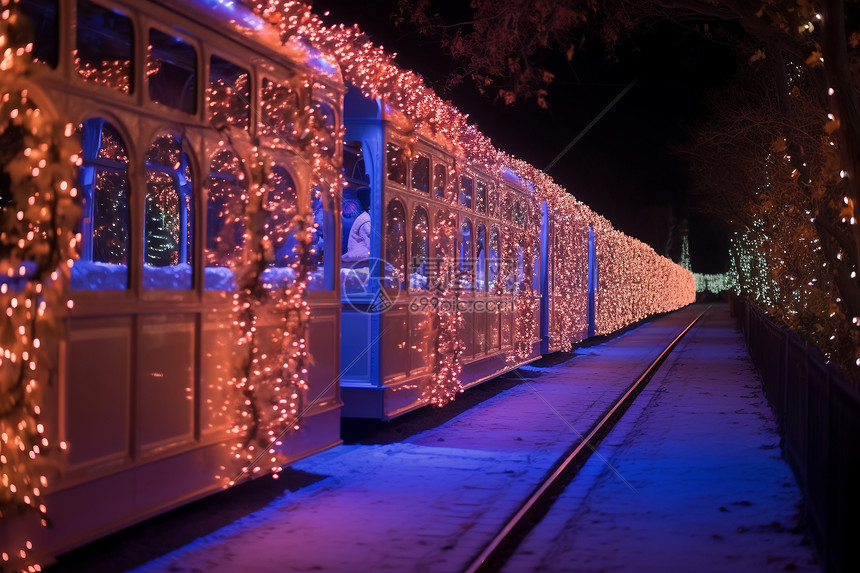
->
[[0, 0, 345, 563], [0, 0, 694, 568], [337, 88, 542, 418]]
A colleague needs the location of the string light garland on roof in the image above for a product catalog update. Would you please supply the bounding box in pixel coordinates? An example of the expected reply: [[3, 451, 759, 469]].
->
[[0, 2, 79, 570]]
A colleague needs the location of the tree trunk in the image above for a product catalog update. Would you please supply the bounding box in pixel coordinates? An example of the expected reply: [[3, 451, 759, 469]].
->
[[823, 0, 860, 277]]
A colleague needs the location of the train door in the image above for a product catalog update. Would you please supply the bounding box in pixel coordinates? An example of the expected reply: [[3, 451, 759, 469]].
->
[[339, 88, 385, 416], [539, 201, 550, 354], [587, 226, 597, 337]]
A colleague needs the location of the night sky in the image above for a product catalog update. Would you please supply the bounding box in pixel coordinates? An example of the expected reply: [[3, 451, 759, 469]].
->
[[313, 0, 738, 273]]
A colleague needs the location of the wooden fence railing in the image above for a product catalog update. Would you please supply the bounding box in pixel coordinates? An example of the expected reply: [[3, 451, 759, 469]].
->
[[731, 296, 859, 573]]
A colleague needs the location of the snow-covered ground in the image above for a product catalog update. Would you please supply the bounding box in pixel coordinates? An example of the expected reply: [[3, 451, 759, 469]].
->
[[505, 306, 818, 573], [127, 304, 816, 573]]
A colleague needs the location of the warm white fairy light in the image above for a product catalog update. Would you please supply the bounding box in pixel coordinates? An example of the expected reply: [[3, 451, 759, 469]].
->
[[244, 0, 694, 394], [0, 2, 78, 570], [421, 214, 464, 406]]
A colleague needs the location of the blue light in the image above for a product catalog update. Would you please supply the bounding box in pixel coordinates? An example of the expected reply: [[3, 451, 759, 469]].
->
[[501, 167, 524, 186], [195, 0, 265, 30], [309, 54, 339, 76]]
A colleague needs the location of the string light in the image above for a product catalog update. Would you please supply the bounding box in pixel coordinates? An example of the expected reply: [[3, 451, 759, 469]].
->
[[246, 0, 694, 396], [1, 2, 79, 570], [421, 215, 464, 406]]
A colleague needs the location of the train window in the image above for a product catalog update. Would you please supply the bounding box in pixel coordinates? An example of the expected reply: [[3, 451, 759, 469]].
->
[[314, 102, 337, 158], [307, 185, 334, 291], [265, 165, 298, 271], [459, 219, 473, 291], [434, 210, 454, 287], [342, 141, 369, 186], [76, 0, 134, 92], [434, 211, 453, 257], [514, 200, 523, 226], [433, 164, 446, 198], [411, 155, 430, 193], [459, 176, 473, 209], [476, 181, 486, 214], [208, 55, 250, 131], [260, 78, 299, 139], [488, 187, 498, 218], [488, 227, 500, 290], [410, 205, 429, 290], [205, 147, 247, 291], [387, 143, 406, 185], [516, 244, 526, 293], [342, 185, 370, 261], [503, 195, 513, 222], [71, 118, 130, 290], [144, 133, 194, 289], [148, 28, 197, 114], [385, 200, 406, 290], [476, 224, 486, 291], [14, 0, 58, 68]]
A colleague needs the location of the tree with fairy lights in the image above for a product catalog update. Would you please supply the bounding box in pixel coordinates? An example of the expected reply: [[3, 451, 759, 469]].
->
[[144, 192, 179, 266], [400, 0, 860, 375], [688, 52, 860, 380]]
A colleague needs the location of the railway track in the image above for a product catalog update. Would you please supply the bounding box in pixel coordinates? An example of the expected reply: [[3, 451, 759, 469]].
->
[[463, 307, 709, 573]]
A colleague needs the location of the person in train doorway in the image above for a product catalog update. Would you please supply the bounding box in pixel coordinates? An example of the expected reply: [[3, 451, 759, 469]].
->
[[342, 186, 371, 263]]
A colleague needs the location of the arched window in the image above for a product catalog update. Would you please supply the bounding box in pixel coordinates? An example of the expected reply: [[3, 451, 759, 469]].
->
[[307, 185, 334, 291], [433, 210, 455, 288], [144, 133, 193, 289], [459, 219, 473, 290], [410, 205, 430, 290], [72, 117, 131, 290], [385, 200, 406, 290], [488, 226, 500, 290], [514, 200, 523, 227], [476, 224, 486, 291], [433, 164, 447, 198], [265, 164, 298, 268], [516, 243, 526, 293], [205, 147, 247, 291]]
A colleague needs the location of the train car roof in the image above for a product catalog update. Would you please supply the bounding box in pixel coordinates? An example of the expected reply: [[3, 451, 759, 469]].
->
[[158, 0, 343, 83]]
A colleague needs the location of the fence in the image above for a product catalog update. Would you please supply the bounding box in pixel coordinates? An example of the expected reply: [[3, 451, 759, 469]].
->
[[731, 296, 860, 573]]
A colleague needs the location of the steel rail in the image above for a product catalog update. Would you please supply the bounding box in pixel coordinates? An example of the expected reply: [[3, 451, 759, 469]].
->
[[463, 306, 709, 573]]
